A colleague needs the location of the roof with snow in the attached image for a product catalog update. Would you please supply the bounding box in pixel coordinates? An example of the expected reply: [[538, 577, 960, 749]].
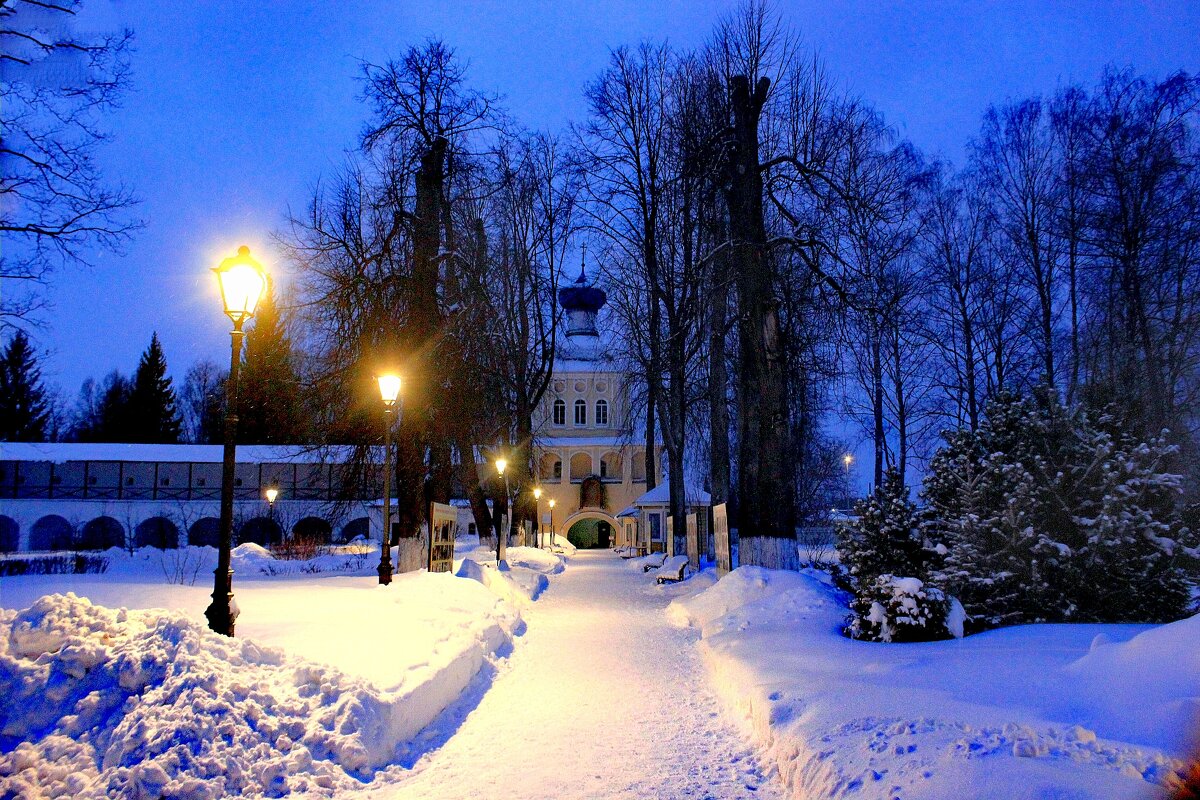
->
[[633, 480, 712, 507], [0, 442, 372, 464]]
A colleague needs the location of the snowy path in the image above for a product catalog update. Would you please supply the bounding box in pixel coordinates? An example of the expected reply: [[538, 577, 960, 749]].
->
[[378, 551, 780, 799]]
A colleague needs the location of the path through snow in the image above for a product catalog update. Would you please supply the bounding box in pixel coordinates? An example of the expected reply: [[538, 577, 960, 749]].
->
[[377, 551, 780, 799]]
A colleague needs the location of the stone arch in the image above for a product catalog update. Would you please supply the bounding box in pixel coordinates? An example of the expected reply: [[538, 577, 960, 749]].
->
[[341, 516, 369, 541], [560, 508, 620, 550], [569, 452, 592, 482], [292, 516, 333, 543], [135, 516, 180, 549], [78, 516, 124, 551], [539, 453, 562, 481], [239, 516, 283, 546], [30, 515, 73, 551], [188, 517, 221, 547], [600, 450, 622, 480], [0, 516, 18, 552]]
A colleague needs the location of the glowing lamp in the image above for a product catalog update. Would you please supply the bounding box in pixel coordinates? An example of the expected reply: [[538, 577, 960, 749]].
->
[[215, 246, 268, 325], [548, 499, 556, 509], [533, 486, 542, 500], [495, 458, 508, 476], [265, 487, 279, 504], [377, 374, 402, 408]]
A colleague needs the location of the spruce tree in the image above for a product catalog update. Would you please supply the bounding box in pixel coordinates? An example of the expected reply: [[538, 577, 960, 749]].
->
[[237, 282, 307, 444], [126, 333, 183, 443], [923, 387, 1196, 631], [838, 467, 927, 584], [0, 331, 52, 441]]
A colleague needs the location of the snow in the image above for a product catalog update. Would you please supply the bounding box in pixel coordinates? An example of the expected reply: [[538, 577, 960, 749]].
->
[[669, 565, 1198, 799], [0, 545, 552, 797], [0, 441, 369, 464], [632, 480, 711, 506]]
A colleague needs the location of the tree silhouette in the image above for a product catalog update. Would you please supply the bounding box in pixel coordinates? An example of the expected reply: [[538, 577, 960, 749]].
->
[[0, 331, 52, 441], [238, 281, 307, 444], [126, 333, 182, 443]]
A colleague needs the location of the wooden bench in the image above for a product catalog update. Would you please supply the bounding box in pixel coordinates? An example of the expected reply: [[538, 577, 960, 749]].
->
[[655, 555, 688, 584], [640, 552, 667, 572]]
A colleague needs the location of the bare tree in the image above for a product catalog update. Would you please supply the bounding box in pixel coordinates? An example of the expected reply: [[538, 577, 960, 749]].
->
[[1, 0, 140, 328]]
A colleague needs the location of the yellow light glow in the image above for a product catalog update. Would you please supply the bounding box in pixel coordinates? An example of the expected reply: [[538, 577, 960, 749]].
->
[[495, 458, 508, 476], [843, 453, 854, 469], [377, 374, 402, 406], [533, 487, 542, 500], [215, 245, 267, 324], [265, 487, 279, 504], [548, 499, 556, 509]]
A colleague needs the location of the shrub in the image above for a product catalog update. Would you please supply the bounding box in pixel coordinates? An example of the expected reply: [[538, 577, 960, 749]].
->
[[846, 574, 959, 643]]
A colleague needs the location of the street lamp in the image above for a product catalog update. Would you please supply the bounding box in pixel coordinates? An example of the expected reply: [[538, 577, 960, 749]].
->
[[494, 456, 509, 565], [265, 486, 279, 506], [547, 498, 556, 550], [843, 453, 854, 472], [377, 373, 402, 585], [205, 245, 268, 637], [532, 486, 543, 547]]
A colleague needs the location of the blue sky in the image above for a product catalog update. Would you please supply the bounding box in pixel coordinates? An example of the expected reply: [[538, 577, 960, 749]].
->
[[35, 1, 1200, 443]]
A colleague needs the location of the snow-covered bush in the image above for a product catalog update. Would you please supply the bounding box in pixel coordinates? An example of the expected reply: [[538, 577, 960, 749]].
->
[[846, 574, 957, 643], [923, 387, 1197, 631]]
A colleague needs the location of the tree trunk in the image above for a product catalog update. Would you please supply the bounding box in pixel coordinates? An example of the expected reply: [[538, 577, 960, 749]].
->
[[708, 252, 731, 507], [726, 75, 797, 570]]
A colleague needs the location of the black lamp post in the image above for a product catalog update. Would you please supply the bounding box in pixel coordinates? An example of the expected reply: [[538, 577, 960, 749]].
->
[[547, 499, 555, 550], [532, 486, 542, 548], [205, 245, 267, 637], [377, 374, 402, 585], [494, 456, 509, 565]]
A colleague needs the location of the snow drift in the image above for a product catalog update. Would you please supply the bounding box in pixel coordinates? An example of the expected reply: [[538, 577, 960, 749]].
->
[[0, 580, 522, 798], [669, 566, 1197, 800]]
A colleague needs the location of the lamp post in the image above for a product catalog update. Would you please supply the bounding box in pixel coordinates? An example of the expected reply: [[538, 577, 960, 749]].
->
[[532, 486, 543, 548], [265, 486, 279, 527], [843, 453, 854, 472], [494, 457, 509, 565], [377, 374, 402, 585], [205, 245, 267, 637], [547, 498, 556, 550]]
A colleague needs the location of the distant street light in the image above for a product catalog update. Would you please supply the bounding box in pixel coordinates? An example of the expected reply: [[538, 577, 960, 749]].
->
[[495, 456, 509, 565], [532, 486, 543, 547], [843, 453, 854, 472], [265, 486, 279, 506], [206, 245, 268, 637], [377, 373, 402, 585]]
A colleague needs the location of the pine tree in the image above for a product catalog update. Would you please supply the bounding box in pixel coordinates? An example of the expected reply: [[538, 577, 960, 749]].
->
[[72, 371, 133, 442], [237, 282, 307, 444], [838, 467, 927, 584], [126, 333, 182, 443], [0, 331, 52, 441]]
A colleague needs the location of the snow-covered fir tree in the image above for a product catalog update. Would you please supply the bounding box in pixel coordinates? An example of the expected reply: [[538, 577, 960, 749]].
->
[[838, 467, 927, 584], [922, 387, 1197, 631]]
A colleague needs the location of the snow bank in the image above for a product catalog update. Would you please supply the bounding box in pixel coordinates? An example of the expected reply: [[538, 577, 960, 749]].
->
[[670, 567, 1196, 800], [0, 571, 527, 797], [456, 558, 548, 607], [628, 552, 666, 572]]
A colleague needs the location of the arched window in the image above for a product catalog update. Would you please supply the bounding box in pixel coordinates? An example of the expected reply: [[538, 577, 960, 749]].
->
[[574, 398, 587, 426], [539, 453, 563, 481], [600, 451, 622, 481], [595, 399, 609, 427], [631, 451, 647, 482], [552, 398, 566, 426], [570, 452, 593, 482]]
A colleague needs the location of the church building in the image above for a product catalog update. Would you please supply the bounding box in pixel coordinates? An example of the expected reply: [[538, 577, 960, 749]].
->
[[530, 266, 662, 549]]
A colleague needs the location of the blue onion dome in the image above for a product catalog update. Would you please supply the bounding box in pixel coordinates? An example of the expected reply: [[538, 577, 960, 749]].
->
[[558, 265, 607, 313]]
